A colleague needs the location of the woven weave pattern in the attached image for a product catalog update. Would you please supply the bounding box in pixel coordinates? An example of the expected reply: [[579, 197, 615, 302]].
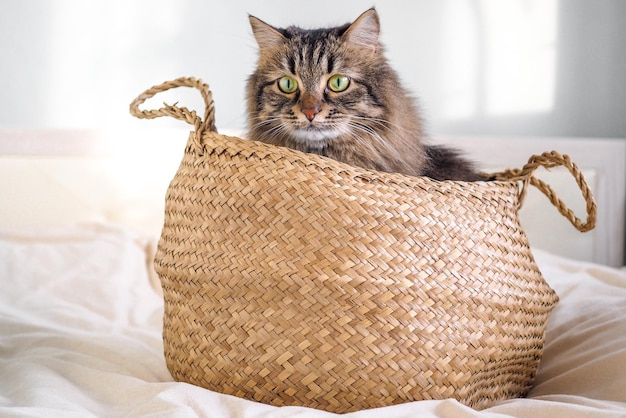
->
[[130, 78, 595, 413], [156, 131, 556, 411]]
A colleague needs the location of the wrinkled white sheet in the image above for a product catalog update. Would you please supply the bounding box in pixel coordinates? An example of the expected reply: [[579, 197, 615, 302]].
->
[[1, 223, 625, 417]]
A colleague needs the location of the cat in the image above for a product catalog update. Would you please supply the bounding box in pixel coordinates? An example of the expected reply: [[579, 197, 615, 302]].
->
[[246, 8, 485, 181]]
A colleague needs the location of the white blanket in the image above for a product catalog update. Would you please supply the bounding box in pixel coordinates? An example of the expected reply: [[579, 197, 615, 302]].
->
[[1, 223, 625, 417]]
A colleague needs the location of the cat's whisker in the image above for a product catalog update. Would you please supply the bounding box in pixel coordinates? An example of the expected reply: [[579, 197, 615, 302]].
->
[[253, 120, 295, 144], [250, 116, 282, 128], [249, 116, 289, 136], [342, 122, 410, 165], [349, 115, 415, 141]]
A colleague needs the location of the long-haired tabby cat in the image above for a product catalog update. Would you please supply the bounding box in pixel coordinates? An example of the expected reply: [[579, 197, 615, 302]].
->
[[246, 8, 485, 181]]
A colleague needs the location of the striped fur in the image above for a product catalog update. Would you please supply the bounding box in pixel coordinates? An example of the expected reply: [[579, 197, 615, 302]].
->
[[246, 8, 482, 181]]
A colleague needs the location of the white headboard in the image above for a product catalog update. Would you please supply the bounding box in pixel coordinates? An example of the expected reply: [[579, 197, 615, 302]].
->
[[1, 130, 624, 266]]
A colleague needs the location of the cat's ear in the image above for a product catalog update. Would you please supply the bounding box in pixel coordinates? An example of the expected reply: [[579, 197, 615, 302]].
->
[[343, 8, 380, 51], [249, 15, 287, 52]]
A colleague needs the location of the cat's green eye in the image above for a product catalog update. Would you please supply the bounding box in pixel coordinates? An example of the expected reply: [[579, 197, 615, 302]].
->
[[278, 76, 298, 93], [328, 74, 350, 92]]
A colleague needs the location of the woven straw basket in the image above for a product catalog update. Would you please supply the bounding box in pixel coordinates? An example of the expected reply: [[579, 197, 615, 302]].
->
[[130, 77, 597, 413]]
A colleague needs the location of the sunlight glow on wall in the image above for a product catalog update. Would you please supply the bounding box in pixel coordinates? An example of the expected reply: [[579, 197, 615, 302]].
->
[[440, 0, 557, 120], [482, 0, 557, 116], [440, 1, 479, 120], [43, 0, 187, 128]]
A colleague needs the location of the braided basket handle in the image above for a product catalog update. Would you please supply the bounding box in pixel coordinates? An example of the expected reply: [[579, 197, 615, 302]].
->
[[494, 151, 597, 232], [129, 77, 216, 133]]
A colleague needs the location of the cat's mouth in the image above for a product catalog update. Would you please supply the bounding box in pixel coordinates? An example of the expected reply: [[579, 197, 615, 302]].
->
[[291, 126, 340, 144]]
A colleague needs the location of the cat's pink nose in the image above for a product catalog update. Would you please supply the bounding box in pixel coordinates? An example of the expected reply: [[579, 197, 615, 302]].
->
[[302, 106, 321, 121]]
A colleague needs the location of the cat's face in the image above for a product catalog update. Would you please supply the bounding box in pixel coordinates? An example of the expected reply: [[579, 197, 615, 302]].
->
[[247, 9, 387, 150]]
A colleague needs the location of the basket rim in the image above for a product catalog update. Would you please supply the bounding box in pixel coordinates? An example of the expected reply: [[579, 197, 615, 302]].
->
[[191, 130, 511, 190]]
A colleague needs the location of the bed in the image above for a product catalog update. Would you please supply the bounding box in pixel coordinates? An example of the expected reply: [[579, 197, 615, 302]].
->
[[1, 129, 626, 417]]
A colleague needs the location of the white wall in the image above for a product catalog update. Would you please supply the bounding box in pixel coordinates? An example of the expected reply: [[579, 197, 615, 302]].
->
[[1, 0, 625, 138]]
